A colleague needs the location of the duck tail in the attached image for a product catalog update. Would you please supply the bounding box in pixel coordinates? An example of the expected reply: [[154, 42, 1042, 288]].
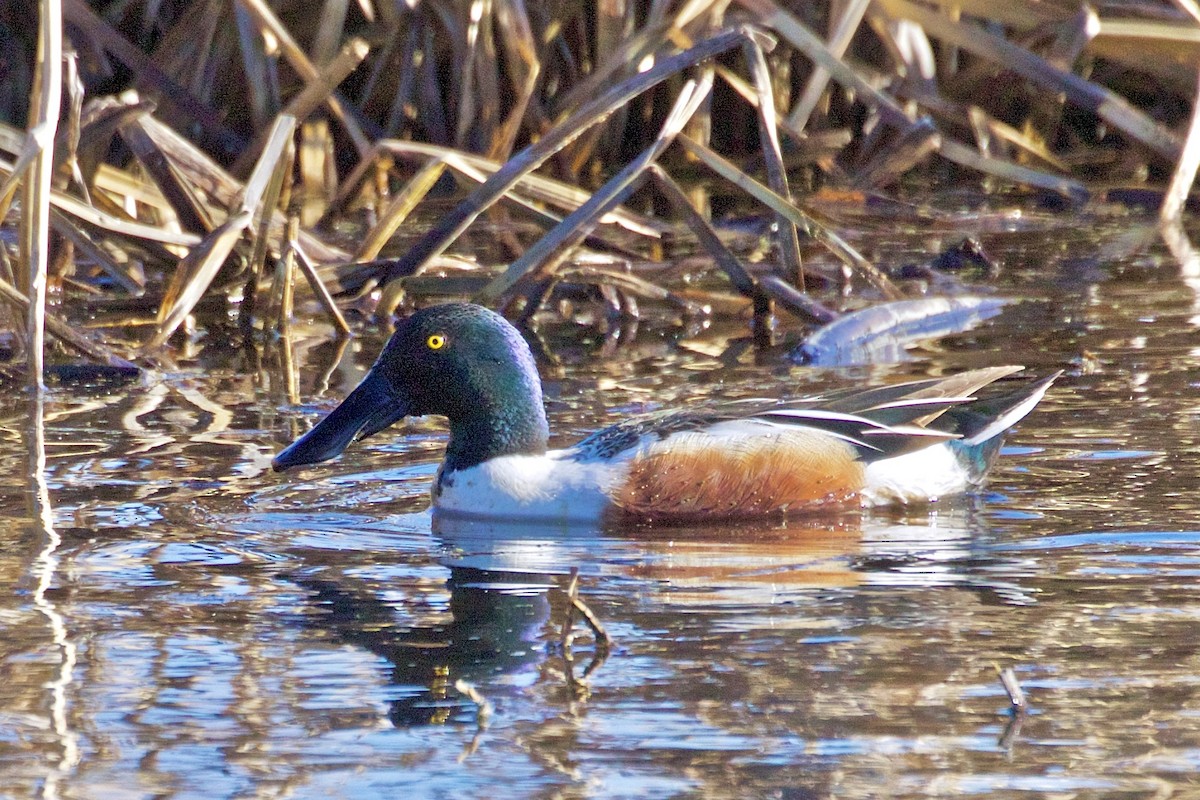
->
[[941, 370, 1061, 481]]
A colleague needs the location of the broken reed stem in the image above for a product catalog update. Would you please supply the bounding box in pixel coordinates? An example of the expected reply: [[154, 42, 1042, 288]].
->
[[152, 114, 294, 349], [996, 664, 1027, 712], [0, 137, 43, 227], [339, 140, 664, 240], [242, 114, 296, 330], [291, 239, 350, 336], [149, 209, 253, 349], [647, 164, 773, 322], [787, 0, 871, 132], [124, 112, 348, 264], [21, 0, 63, 391], [570, 592, 612, 650], [118, 106, 216, 236], [560, 566, 612, 650], [758, 274, 839, 325], [49, 211, 142, 295], [277, 325, 299, 405]]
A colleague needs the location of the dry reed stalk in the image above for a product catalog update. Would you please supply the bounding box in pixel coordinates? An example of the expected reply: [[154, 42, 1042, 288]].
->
[[738, 0, 916, 133], [290, 239, 350, 336], [551, 0, 722, 123], [563, 265, 702, 315], [0, 274, 134, 367], [241, 116, 297, 329], [757, 274, 841, 325], [649, 162, 845, 328], [455, 0, 499, 150], [89, 162, 175, 217], [1161, 70, 1200, 225], [149, 115, 296, 348], [231, 37, 370, 176], [119, 112, 215, 236], [935, 139, 1087, 200], [965, 108, 1070, 172], [67, 99, 159, 200], [1091, 20, 1200, 91], [676, 133, 901, 299], [278, 322, 298, 406], [0, 124, 23, 154], [477, 73, 715, 308], [370, 141, 666, 238], [354, 159, 448, 261], [148, 208, 253, 349], [0, 135, 45, 228], [1045, 7, 1099, 70], [786, 0, 871, 132], [1013, 8, 1099, 156], [125, 114, 349, 264], [851, 123, 942, 190], [489, 0, 539, 161], [21, 0, 63, 391], [49, 208, 143, 295], [743, 38, 803, 287], [873, 0, 1184, 161], [296, 121, 335, 226], [647, 165, 762, 304], [367, 26, 770, 292], [270, 216, 299, 334], [61, 0, 240, 155], [37, 182, 202, 248], [312, 0, 351, 64], [430, 156, 650, 259], [739, 0, 1096, 196], [234, 0, 372, 159]]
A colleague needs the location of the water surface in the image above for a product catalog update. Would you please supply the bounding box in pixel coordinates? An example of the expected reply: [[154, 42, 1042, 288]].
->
[[3, 211, 1200, 798]]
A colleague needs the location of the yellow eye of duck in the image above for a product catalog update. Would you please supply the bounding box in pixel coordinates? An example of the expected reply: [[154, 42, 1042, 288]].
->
[[426, 334, 447, 350]]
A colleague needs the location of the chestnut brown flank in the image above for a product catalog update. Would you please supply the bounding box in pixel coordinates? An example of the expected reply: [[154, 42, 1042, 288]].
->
[[610, 430, 866, 521]]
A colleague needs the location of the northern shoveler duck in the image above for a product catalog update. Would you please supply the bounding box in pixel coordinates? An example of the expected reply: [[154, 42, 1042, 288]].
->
[[273, 303, 1058, 524]]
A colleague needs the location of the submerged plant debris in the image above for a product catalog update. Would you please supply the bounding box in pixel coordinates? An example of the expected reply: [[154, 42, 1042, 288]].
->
[[0, 0, 1197, 380]]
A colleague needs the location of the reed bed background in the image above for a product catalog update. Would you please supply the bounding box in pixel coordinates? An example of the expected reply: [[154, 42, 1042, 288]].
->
[[0, 0, 1198, 387]]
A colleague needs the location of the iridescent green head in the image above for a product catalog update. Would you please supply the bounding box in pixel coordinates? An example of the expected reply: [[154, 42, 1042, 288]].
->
[[273, 303, 549, 473]]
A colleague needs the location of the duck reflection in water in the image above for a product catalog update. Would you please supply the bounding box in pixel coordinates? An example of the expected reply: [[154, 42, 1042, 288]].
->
[[284, 499, 1034, 730], [289, 521, 604, 729]]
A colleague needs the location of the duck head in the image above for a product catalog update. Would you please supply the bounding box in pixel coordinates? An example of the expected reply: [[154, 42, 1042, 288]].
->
[[272, 303, 549, 473]]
